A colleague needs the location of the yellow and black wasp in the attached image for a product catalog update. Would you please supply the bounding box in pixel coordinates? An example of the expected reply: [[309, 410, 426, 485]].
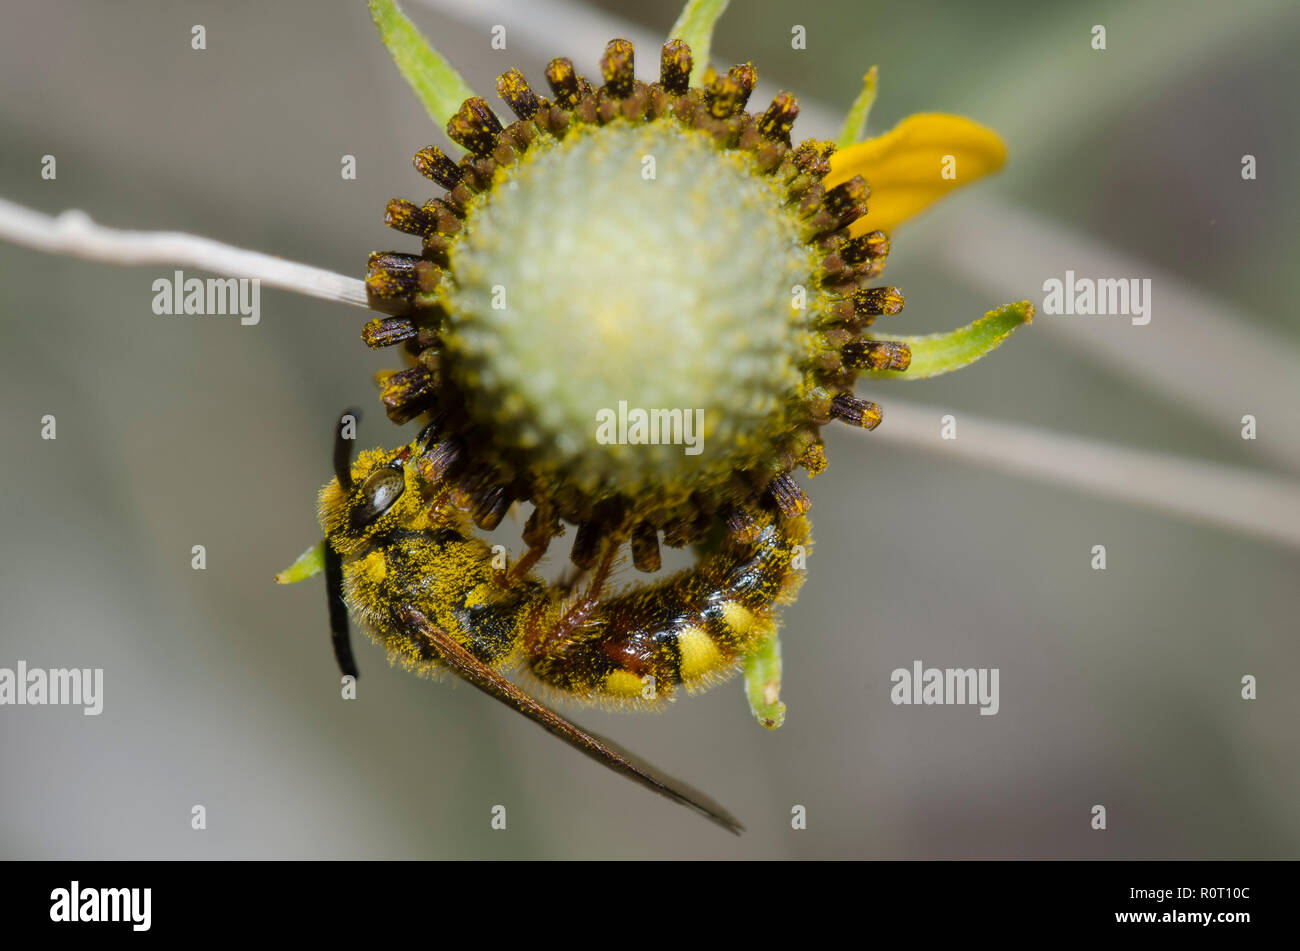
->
[[279, 411, 810, 833]]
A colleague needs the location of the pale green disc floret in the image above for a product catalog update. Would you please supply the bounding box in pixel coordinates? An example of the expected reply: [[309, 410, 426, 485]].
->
[[446, 120, 818, 496]]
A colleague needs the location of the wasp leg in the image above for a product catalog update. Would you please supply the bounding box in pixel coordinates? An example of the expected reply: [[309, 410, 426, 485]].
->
[[532, 529, 623, 655], [553, 560, 589, 595], [507, 503, 563, 583]]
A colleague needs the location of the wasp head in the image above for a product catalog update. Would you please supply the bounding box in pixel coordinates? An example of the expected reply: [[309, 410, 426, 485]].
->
[[317, 416, 426, 558]]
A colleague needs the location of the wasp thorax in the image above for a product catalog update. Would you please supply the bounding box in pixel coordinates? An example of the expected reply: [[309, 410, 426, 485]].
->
[[446, 121, 815, 499]]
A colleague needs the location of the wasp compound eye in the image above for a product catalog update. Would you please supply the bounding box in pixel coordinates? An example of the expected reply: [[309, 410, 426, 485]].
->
[[351, 465, 406, 528]]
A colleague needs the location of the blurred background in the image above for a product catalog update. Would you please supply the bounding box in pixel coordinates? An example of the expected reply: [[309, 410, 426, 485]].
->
[[0, 0, 1296, 859]]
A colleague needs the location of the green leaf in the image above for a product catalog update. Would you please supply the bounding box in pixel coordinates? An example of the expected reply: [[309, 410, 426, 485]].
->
[[865, 299, 1034, 380], [668, 0, 732, 87], [368, 0, 478, 132], [835, 66, 879, 149], [744, 635, 786, 730], [275, 540, 325, 585]]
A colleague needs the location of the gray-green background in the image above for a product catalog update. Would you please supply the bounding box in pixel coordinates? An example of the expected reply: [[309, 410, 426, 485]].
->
[[1, 0, 1296, 858]]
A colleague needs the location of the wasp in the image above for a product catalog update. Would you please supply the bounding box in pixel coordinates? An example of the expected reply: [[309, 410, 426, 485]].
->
[[280, 411, 811, 833]]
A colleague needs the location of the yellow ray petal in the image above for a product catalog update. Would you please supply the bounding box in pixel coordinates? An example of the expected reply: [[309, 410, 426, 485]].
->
[[828, 113, 1007, 235]]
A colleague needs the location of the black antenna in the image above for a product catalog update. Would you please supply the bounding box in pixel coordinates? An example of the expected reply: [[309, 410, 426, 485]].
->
[[327, 407, 361, 678], [333, 407, 361, 491], [325, 542, 359, 679]]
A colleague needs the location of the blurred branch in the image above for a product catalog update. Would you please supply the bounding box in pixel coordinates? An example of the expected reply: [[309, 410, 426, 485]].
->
[[944, 0, 1296, 170], [0, 197, 370, 310], [931, 199, 1300, 475], [872, 398, 1300, 551]]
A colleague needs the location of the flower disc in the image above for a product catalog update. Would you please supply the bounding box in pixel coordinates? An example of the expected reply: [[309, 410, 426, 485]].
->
[[367, 37, 907, 560], [446, 120, 815, 502]]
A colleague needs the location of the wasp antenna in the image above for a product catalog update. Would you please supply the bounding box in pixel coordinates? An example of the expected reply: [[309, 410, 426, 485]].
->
[[334, 407, 361, 491], [324, 542, 359, 679], [327, 407, 361, 677]]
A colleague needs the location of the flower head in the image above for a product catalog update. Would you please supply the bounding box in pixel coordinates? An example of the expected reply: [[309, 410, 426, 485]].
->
[[363, 0, 1030, 574]]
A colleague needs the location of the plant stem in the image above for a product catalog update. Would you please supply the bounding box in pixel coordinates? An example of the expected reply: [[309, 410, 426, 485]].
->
[[0, 198, 369, 310]]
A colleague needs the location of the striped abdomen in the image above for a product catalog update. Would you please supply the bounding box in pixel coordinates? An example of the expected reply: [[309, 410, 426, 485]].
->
[[529, 509, 810, 706]]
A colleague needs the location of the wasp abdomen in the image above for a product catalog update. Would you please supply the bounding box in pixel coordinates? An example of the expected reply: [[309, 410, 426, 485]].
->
[[529, 511, 809, 706]]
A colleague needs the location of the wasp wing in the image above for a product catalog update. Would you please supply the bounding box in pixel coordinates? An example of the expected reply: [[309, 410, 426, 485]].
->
[[398, 606, 743, 835]]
